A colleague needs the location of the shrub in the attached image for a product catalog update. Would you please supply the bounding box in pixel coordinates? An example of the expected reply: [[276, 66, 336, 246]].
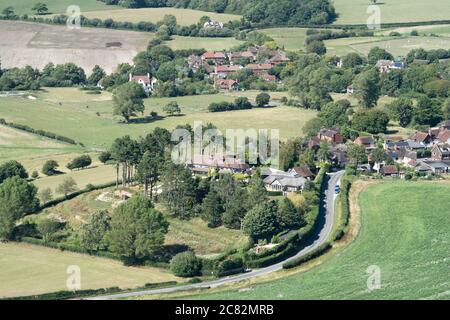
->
[[170, 251, 202, 277]]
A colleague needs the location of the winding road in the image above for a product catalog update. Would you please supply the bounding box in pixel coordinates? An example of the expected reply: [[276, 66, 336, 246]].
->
[[88, 170, 345, 300]]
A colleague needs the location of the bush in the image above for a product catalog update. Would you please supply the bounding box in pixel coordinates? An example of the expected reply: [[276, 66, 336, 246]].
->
[[215, 256, 245, 277], [282, 241, 332, 269], [170, 251, 202, 277]]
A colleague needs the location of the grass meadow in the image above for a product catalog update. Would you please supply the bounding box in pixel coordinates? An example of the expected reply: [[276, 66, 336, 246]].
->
[[333, 0, 450, 25], [0, 88, 317, 150], [0, 242, 179, 298], [184, 181, 450, 300]]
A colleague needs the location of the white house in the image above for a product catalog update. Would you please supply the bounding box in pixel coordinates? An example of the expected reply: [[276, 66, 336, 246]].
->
[[129, 73, 157, 95]]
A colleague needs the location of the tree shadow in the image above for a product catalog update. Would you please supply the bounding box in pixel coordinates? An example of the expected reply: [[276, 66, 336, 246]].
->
[[127, 115, 165, 124]]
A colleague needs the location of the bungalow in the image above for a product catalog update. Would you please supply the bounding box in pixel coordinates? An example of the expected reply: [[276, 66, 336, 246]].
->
[[432, 144, 450, 160], [409, 131, 432, 146], [354, 136, 376, 150], [261, 168, 306, 193], [201, 51, 226, 64], [129, 73, 157, 95], [246, 63, 272, 76], [215, 79, 239, 91], [288, 165, 315, 180], [380, 165, 399, 177], [318, 128, 344, 144]]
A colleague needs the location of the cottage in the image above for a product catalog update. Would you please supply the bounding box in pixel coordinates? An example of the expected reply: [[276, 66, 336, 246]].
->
[[376, 59, 405, 73], [189, 154, 249, 174], [432, 144, 450, 160], [129, 73, 157, 95], [346, 85, 354, 94], [260, 73, 277, 82], [228, 51, 256, 63], [216, 79, 239, 91], [354, 136, 376, 150], [203, 20, 224, 29]]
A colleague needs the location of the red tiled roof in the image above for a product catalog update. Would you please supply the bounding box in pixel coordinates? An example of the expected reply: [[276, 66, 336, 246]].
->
[[130, 75, 151, 84], [215, 65, 242, 73], [409, 131, 430, 143], [438, 130, 450, 143], [202, 51, 226, 59], [381, 165, 398, 175], [246, 63, 272, 70]]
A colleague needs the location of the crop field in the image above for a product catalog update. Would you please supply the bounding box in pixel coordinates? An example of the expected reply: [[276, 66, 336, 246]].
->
[[0, 0, 113, 15], [82, 7, 241, 26], [187, 181, 450, 300], [0, 88, 317, 149], [333, 0, 450, 25], [0, 20, 152, 74], [166, 36, 244, 51], [0, 242, 178, 298], [324, 35, 450, 57]]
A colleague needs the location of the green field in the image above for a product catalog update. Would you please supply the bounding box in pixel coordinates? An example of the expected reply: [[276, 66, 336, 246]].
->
[[166, 36, 244, 51], [324, 35, 450, 57], [0, 242, 178, 298], [0, 88, 317, 149], [260, 28, 309, 51], [333, 0, 450, 25], [0, 124, 82, 162], [82, 7, 241, 26], [187, 181, 450, 299], [0, 0, 114, 15]]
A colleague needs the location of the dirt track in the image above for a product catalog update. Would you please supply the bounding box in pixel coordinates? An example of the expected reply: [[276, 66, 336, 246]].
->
[[0, 20, 152, 74]]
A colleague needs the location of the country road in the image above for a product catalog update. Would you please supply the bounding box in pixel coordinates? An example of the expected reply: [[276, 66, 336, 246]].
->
[[88, 170, 345, 300]]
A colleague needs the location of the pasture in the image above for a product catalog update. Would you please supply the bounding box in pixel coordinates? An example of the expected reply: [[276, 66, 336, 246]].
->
[[333, 0, 450, 25], [0, 242, 178, 298], [259, 28, 309, 51], [0, 88, 318, 149], [187, 181, 450, 300], [0, 20, 152, 74], [82, 7, 241, 26], [166, 36, 244, 51]]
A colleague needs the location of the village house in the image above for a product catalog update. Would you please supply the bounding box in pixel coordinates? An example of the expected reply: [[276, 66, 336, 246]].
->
[[201, 51, 226, 64], [437, 130, 450, 144], [409, 131, 432, 146], [203, 20, 224, 29], [215, 79, 239, 91], [432, 144, 450, 160], [288, 165, 315, 180], [354, 136, 376, 150], [318, 128, 344, 144], [129, 73, 157, 95], [268, 51, 290, 65], [246, 63, 273, 76], [260, 73, 277, 82], [189, 154, 249, 175], [261, 168, 306, 194], [346, 85, 354, 94], [228, 51, 256, 63], [375, 59, 405, 73], [213, 65, 242, 78]]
